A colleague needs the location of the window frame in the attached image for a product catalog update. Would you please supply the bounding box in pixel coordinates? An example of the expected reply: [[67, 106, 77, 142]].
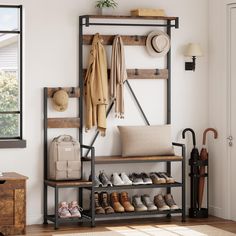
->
[[0, 5, 26, 148]]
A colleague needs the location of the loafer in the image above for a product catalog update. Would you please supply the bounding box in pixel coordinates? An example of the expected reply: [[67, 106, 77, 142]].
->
[[111, 172, 124, 186], [154, 194, 170, 211], [159, 172, 175, 184], [141, 194, 157, 211], [150, 172, 166, 184], [120, 172, 132, 185]]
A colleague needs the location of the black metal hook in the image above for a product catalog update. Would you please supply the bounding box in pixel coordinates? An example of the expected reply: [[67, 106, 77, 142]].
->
[[135, 69, 139, 75], [182, 128, 196, 147], [134, 35, 139, 41], [155, 69, 160, 75]]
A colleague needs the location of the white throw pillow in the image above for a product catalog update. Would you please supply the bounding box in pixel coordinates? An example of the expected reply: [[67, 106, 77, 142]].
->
[[118, 125, 174, 157]]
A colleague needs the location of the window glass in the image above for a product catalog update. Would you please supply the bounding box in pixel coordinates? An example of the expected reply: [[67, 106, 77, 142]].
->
[[0, 113, 19, 137], [0, 8, 18, 31]]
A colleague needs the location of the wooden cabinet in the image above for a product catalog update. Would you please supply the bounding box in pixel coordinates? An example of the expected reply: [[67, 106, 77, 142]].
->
[[0, 172, 28, 236]]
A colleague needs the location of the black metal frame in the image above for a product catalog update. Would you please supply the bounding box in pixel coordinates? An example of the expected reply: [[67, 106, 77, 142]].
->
[[79, 15, 185, 226], [0, 5, 23, 141], [43, 87, 95, 229]]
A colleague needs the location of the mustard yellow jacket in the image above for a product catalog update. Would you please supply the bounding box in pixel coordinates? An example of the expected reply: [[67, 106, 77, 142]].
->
[[84, 33, 108, 136]]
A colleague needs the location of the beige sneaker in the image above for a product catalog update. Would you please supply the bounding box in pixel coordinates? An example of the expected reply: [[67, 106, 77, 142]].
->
[[154, 194, 170, 211], [58, 201, 71, 218], [68, 201, 83, 218]]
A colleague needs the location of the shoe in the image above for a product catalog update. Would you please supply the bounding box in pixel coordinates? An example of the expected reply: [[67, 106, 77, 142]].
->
[[120, 172, 132, 185], [159, 172, 175, 184], [132, 195, 147, 212], [120, 192, 134, 212], [150, 172, 166, 184], [154, 194, 170, 211], [164, 194, 179, 210], [140, 172, 153, 185], [89, 174, 103, 187], [129, 173, 144, 185], [68, 201, 82, 218], [58, 201, 71, 218], [100, 192, 114, 214], [111, 172, 124, 186], [99, 171, 112, 187], [94, 192, 105, 214], [141, 194, 157, 211], [110, 192, 125, 213]]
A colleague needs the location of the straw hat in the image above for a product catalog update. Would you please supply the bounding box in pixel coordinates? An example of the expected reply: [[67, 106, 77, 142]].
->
[[52, 89, 69, 112], [146, 30, 170, 57]]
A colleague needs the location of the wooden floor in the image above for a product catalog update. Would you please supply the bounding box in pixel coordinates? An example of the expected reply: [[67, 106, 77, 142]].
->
[[25, 216, 236, 236]]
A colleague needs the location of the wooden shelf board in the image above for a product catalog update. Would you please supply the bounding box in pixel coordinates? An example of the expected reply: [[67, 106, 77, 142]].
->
[[44, 179, 92, 187], [83, 68, 168, 80], [82, 155, 183, 164], [47, 117, 80, 128], [46, 87, 80, 98], [82, 15, 178, 21], [0, 172, 28, 181]]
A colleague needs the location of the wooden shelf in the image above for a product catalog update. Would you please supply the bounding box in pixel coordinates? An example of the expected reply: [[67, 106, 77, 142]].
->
[[82, 155, 183, 164], [47, 87, 80, 98], [44, 179, 92, 188], [83, 69, 168, 80], [47, 117, 80, 128], [82, 15, 178, 21]]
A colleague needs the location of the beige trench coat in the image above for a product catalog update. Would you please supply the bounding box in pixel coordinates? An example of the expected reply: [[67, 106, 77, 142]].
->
[[84, 33, 108, 136]]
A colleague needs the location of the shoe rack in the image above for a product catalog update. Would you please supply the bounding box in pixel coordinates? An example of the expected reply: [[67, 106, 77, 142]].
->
[[78, 15, 186, 226]]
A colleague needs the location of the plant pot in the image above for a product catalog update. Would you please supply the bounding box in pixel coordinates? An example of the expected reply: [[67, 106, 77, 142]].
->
[[97, 7, 115, 15]]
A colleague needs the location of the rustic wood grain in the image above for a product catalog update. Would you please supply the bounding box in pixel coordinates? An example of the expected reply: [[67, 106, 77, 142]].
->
[[83, 15, 178, 20], [0, 172, 28, 181], [47, 87, 80, 98], [47, 118, 80, 128], [83, 69, 168, 80], [14, 189, 25, 226], [0, 180, 25, 190], [44, 179, 92, 187]]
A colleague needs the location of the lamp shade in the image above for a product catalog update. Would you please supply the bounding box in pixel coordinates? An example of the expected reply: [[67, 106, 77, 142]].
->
[[185, 43, 203, 57]]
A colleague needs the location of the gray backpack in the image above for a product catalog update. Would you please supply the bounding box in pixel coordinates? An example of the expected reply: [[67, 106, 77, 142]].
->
[[48, 135, 81, 180]]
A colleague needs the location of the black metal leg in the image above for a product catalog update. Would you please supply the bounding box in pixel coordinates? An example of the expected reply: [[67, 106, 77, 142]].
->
[[79, 187, 83, 208], [43, 183, 48, 224], [91, 147, 96, 227], [167, 161, 171, 194], [55, 187, 59, 230], [182, 146, 186, 222]]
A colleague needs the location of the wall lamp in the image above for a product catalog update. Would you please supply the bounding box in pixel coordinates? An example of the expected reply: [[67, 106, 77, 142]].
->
[[184, 43, 203, 71]]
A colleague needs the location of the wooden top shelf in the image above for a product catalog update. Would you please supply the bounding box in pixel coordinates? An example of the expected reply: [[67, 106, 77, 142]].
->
[[0, 172, 28, 181], [81, 15, 178, 21], [45, 179, 92, 187], [82, 155, 183, 164]]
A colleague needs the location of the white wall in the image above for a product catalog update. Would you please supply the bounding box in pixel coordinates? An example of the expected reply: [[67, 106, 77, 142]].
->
[[208, 0, 236, 219], [0, 0, 209, 224]]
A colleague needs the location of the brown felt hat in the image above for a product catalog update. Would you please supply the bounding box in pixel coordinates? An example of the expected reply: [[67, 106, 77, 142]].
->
[[146, 30, 170, 57], [52, 89, 69, 112]]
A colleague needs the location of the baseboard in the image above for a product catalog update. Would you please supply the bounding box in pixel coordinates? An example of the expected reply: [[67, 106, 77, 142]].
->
[[209, 205, 225, 218]]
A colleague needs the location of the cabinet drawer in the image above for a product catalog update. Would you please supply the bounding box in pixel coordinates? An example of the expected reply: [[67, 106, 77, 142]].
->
[[0, 199, 14, 226], [0, 180, 24, 190]]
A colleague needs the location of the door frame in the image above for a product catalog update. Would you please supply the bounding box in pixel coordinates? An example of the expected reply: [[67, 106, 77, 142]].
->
[[226, 2, 236, 220]]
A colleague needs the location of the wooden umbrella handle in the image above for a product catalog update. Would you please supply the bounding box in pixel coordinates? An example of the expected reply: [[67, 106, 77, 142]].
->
[[203, 128, 218, 145]]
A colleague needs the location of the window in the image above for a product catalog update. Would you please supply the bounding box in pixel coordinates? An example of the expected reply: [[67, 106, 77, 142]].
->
[[0, 5, 25, 148]]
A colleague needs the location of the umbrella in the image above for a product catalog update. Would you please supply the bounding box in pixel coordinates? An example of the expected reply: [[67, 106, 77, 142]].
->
[[198, 128, 218, 209], [182, 128, 200, 210]]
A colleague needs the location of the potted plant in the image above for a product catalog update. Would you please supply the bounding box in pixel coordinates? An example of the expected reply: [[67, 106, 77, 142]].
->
[[96, 0, 118, 15]]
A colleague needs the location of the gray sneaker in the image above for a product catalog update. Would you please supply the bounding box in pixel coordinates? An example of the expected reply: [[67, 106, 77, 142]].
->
[[89, 175, 102, 187], [140, 173, 153, 185], [99, 171, 112, 187], [141, 194, 157, 211], [164, 194, 179, 210], [132, 195, 147, 212], [120, 172, 132, 185], [154, 194, 170, 211], [129, 173, 144, 185]]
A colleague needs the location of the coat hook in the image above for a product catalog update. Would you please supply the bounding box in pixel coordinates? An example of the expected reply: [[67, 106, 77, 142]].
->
[[70, 87, 75, 96], [134, 35, 139, 41], [135, 68, 139, 75], [155, 69, 160, 75]]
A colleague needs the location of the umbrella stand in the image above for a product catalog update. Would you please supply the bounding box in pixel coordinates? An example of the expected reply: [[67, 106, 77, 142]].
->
[[182, 128, 200, 217], [197, 128, 218, 218]]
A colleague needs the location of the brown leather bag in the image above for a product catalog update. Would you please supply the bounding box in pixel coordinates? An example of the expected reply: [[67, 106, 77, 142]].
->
[[48, 135, 81, 180]]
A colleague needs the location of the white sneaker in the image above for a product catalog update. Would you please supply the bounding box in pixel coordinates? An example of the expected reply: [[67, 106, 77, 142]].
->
[[111, 172, 125, 186], [120, 172, 132, 185]]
